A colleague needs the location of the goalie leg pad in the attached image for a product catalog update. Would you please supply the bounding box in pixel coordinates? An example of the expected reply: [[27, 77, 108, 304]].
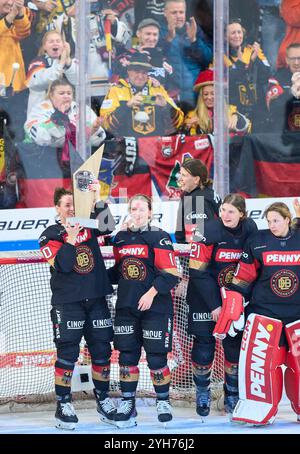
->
[[284, 319, 300, 416], [213, 288, 244, 339], [232, 313, 284, 425]]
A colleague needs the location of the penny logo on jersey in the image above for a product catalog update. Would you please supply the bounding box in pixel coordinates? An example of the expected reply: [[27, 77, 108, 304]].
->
[[73, 245, 94, 274], [122, 258, 147, 280], [271, 269, 299, 297]]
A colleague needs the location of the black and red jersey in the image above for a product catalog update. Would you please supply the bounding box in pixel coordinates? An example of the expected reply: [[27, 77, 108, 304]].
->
[[189, 217, 258, 312], [231, 228, 300, 321], [108, 226, 179, 314], [39, 203, 114, 305]]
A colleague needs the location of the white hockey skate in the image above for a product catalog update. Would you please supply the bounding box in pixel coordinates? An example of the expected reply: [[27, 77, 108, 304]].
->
[[94, 390, 117, 426], [55, 397, 78, 430], [156, 399, 173, 428], [114, 397, 137, 429]]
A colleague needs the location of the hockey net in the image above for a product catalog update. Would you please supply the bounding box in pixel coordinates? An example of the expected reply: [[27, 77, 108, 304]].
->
[[0, 246, 224, 406]]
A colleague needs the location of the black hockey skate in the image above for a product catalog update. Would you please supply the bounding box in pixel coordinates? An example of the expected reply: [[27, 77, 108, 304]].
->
[[224, 392, 239, 415], [114, 397, 137, 429], [55, 395, 78, 430], [196, 387, 211, 419], [94, 389, 117, 425], [156, 399, 173, 424]]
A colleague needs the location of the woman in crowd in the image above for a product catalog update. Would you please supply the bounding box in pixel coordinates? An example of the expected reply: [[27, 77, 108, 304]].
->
[[39, 184, 116, 430], [26, 30, 76, 115], [225, 19, 271, 132], [229, 201, 300, 426], [108, 194, 179, 428], [183, 69, 250, 135], [0, 0, 31, 140], [24, 78, 105, 165], [188, 193, 257, 419], [175, 158, 221, 244]]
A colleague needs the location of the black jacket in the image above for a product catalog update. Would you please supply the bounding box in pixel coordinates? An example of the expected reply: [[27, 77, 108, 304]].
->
[[175, 185, 221, 244]]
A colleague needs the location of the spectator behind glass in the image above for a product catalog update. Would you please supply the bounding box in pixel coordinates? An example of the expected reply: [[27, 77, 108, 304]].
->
[[134, 0, 166, 30], [266, 42, 300, 131], [225, 19, 271, 132], [100, 52, 183, 138], [0, 0, 31, 140], [112, 18, 176, 96], [159, 0, 213, 112], [24, 78, 105, 164], [277, 0, 300, 69], [26, 30, 77, 115], [0, 0, 31, 92], [257, 1, 285, 71], [183, 69, 250, 135], [26, 1, 75, 53], [229, 0, 260, 44], [58, 2, 132, 113]]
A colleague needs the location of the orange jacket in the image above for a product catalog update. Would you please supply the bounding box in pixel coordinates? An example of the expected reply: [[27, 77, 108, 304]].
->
[[0, 8, 31, 91], [277, 0, 300, 68]]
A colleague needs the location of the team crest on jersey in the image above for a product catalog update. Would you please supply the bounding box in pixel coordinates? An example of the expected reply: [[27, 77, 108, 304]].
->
[[218, 264, 236, 287], [152, 370, 165, 384], [120, 366, 131, 380], [271, 269, 299, 297], [132, 105, 155, 135], [73, 245, 94, 274], [101, 367, 110, 380], [62, 371, 72, 386], [122, 258, 146, 280]]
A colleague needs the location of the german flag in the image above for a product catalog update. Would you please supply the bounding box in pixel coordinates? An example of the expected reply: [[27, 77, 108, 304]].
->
[[232, 132, 300, 197], [16, 142, 71, 208]]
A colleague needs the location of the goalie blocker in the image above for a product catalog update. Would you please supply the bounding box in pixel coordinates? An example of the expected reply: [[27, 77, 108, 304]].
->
[[232, 313, 300, 425]]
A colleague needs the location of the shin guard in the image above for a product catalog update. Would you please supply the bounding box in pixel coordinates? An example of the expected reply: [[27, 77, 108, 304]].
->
[[285, 320, 300, 416], [232, 313, 284, 425]]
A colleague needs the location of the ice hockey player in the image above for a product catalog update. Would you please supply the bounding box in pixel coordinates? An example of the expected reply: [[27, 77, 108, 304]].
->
[[39, 183, 116, 430], [108, 194, 179, 428], [188, 193, 257, 419]]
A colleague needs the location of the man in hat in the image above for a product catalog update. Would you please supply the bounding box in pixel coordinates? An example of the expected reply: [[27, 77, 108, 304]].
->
[[112, 18, 176, 95], [100, 52, 183, 138]]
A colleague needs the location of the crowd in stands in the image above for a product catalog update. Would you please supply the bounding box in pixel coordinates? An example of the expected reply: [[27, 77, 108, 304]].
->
[[0, 0, 300, 209]]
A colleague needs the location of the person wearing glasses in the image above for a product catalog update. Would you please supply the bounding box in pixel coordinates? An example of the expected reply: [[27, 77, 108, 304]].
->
[[266, 42, 300, 131]]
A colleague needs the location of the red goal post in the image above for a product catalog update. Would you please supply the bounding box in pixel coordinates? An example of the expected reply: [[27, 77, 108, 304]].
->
[[0, 246, 224, 405]]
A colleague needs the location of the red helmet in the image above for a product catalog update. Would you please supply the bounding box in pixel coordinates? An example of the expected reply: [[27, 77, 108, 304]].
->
[[193, 69, 214, 92]]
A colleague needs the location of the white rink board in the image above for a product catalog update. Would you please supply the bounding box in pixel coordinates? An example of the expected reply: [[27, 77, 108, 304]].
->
[[0, 197, 299, 248]]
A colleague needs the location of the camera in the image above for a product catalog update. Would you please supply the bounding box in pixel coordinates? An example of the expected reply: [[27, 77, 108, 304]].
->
[[142, 95, 156, 105]]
